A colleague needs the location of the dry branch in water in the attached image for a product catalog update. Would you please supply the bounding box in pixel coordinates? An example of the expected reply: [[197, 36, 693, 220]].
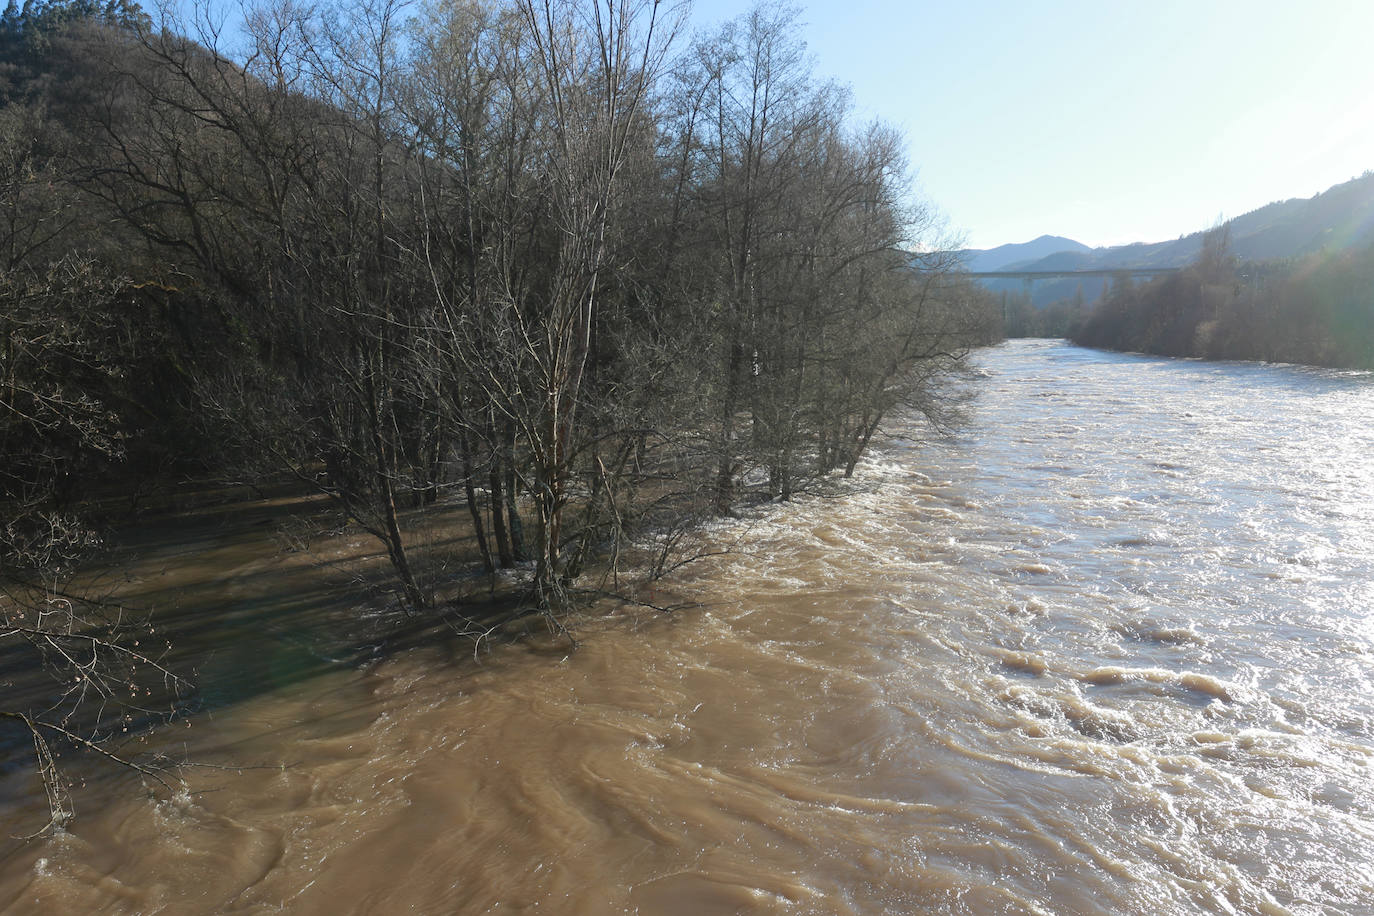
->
[[1, 582, 192, 836]]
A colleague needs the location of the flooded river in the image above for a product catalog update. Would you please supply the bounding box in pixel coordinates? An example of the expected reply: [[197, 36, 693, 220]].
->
[[3, 339, 1372, 914]]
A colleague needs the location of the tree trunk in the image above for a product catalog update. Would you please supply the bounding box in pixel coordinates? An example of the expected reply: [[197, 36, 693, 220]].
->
[[460, 429, 494, 574], [715, 342, 742, 514], [503, 421, 526, 562]]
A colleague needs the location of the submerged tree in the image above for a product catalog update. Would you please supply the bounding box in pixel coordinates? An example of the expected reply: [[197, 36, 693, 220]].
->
[[667, 2, 981, 503], [11, 0, 989, 625], [0, 0, 997, 826]]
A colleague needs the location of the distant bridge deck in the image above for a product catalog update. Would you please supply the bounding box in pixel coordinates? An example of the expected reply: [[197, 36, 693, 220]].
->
[[965, 267, 1182, 280]]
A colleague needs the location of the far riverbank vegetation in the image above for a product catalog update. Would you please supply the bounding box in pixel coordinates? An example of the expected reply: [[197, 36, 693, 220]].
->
[[1072, 226, 1374, 369], [1010, 219, 1374, 369]]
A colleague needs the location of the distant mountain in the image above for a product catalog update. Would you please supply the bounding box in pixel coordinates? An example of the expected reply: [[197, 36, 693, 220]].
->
[[968, 171, 1374, 306], [957, 235, 1091, 272]]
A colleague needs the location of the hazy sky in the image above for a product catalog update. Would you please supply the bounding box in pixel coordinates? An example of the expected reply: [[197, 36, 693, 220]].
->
[[686, 0, 1374, 250]]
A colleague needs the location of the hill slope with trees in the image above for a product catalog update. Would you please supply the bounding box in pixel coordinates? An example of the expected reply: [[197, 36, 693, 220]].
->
[[968, 172, 1374, 310]]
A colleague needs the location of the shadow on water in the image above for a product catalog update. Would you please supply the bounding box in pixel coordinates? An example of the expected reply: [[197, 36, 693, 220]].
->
[[0, 480, 530, 799]]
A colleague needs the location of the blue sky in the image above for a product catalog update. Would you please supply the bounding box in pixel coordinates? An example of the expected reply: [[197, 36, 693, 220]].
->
[[193, 0, 1374, 251], [686, 0, 1374, 250]]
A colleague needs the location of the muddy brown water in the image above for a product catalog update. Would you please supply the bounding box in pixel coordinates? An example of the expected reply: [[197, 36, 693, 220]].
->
[[2, 339, 1372, 914]]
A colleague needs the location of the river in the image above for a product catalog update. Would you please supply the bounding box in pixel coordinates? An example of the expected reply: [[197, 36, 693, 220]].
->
[[2, 339, 1372, 914]]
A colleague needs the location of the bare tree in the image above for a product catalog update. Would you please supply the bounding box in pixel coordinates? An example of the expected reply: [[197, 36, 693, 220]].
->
[[1, 258, 191, 835], [670, 2, 973, 504], [79, 0, 449, 609]]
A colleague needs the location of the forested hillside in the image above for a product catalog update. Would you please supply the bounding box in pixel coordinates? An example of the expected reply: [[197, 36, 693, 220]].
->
[[0, 0, 995, 822], [969, 172, 1374, 309]]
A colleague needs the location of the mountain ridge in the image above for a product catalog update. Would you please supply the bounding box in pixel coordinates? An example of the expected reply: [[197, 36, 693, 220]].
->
[[958, 235, 1091, 273], [963, 171, 1374, 306]]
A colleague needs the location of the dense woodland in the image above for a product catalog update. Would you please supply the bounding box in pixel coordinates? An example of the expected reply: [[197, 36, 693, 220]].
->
[[999, 288, 1086, 339], [0, 0, 994, 824], [1072, 226, 1374, 369]]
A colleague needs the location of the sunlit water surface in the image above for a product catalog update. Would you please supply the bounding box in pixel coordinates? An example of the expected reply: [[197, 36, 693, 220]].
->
[[2, 339, 1372, 914]]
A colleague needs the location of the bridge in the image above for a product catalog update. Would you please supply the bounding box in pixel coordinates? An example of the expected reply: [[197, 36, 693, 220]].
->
[[964, 266, 1182, 281]]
